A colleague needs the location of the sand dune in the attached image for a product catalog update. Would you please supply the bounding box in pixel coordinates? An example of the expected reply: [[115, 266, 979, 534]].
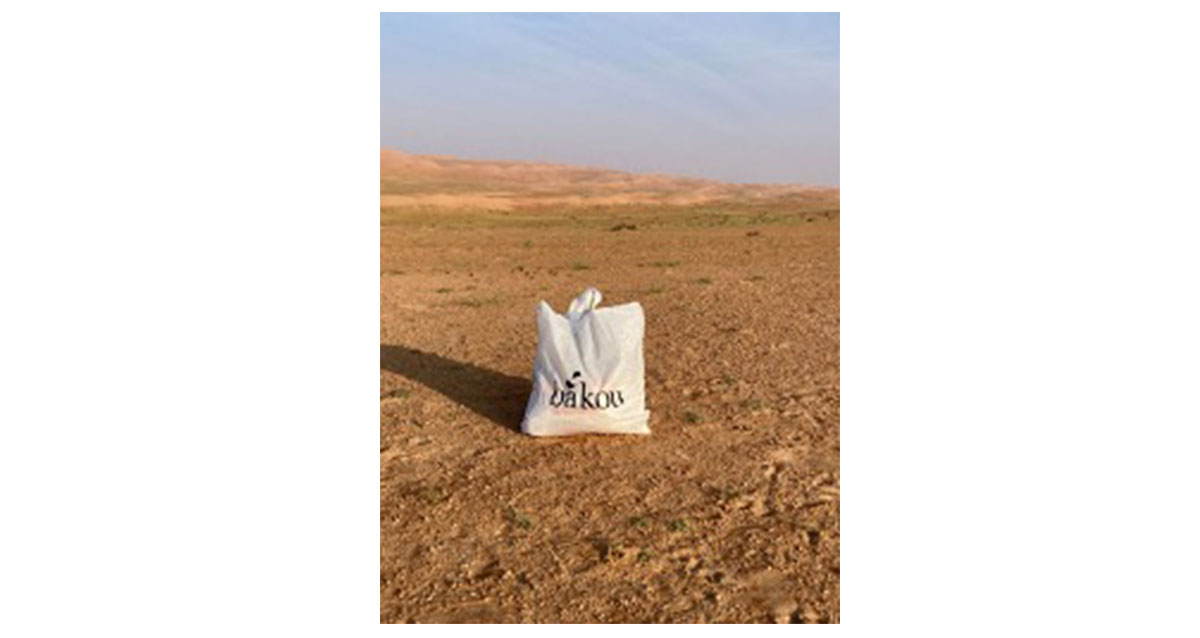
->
[[381, 149, 837, 210]]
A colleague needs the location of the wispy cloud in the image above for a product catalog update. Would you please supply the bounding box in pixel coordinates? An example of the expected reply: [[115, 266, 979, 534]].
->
[[381, 12, 839, 184]]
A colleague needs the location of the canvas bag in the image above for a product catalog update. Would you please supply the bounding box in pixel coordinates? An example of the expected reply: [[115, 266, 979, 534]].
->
[[521, 287, 651, 436]]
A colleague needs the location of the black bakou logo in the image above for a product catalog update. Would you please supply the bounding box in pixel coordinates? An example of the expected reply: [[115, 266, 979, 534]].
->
[[549, 370, 625, 410]]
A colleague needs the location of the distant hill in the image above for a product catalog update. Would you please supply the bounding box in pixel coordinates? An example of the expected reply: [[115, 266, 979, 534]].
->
[[381, 149, 837, 211]]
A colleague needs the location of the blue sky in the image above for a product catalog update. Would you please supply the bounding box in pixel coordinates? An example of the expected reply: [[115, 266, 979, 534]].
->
[[381, 13, 839, 185]]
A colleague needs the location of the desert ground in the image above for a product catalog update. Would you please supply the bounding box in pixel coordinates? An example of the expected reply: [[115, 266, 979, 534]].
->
[[380, 150, 840, 623]]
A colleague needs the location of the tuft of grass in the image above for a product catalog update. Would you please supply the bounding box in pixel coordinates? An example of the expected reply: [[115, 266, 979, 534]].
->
[[610, 222, 638, 231], [740, 398, 764, 410], [434, 287, 452, 293], [695, 277, 713, 285], [746, 275, 766, 282], [505, 507, 532, 530], [684, 411, 701, 424], [746, 230, 761, 237], [522, 240, 533, 248], [382, 388, 412, 400], [417, 487, 448, 505], [641, 260, 681, 268], [721, 373, 736, 385], [629, 516, 649, 528], [570, 262, 590, 271], [636, 549, 655, 563], [438, 296, 499, 308], [711, 485, 739, 502], [667, 519, 688, 532]]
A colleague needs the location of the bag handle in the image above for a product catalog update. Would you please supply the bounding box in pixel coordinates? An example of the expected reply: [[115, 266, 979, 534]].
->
[[567, 287, 603, 317]]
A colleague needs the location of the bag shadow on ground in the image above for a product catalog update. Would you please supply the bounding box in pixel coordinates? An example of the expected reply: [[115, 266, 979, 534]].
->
[[380, 344, 529, 433]]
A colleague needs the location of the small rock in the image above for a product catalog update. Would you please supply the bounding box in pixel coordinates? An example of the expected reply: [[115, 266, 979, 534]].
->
[[772, 600, 799, 624], [794, 607, 821, 624]]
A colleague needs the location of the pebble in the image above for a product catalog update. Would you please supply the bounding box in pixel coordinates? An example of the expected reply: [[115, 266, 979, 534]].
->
[[772, 600, 799, 624]]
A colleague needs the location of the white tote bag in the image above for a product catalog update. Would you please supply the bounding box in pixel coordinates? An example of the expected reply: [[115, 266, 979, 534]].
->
[[521, 287, 651, 436]]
